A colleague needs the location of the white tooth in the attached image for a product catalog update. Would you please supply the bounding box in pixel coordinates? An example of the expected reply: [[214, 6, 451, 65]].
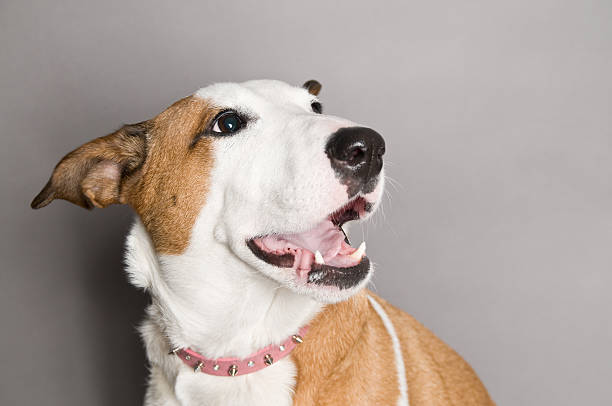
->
[[350, 242, 366, 261], [314, 250, 325, 265]]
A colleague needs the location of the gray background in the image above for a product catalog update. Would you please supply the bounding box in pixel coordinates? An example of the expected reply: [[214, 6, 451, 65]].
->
[[1, 0, 611, 404]]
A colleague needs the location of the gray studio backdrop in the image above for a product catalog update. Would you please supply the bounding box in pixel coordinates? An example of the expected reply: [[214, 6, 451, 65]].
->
[[1, 1, 611, 405]]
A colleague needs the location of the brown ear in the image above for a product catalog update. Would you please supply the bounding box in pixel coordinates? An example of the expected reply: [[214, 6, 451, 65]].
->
[[303, 80, 322, 96], [31, 122, 149, 210]]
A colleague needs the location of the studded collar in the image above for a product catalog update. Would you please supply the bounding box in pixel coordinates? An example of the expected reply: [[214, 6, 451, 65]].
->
[[170, 326, 309, 377]]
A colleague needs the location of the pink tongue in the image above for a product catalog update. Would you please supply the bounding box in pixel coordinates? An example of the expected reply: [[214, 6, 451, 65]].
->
[[279, 220, 345, 259]]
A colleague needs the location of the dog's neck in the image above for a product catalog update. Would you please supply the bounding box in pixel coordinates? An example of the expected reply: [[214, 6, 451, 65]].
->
[[126, 219, 323, 359]]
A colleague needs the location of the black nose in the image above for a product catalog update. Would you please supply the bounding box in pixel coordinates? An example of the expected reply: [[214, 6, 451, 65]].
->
[[325, 126, 386, 196]]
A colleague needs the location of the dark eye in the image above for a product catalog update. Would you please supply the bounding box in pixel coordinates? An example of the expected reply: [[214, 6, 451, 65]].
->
[[311, 101, 322, 114], [212, 111, 243, 134]]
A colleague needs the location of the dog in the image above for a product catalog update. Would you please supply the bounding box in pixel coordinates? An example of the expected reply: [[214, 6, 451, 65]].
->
[[32, 79, 494, 405]]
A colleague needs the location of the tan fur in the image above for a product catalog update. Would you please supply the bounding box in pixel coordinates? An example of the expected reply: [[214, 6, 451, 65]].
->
[[32, 96, 219, 254], [303, 80, 322, 96], [292, 291, 494, 405], [126, 97, 218, 254], [291, 291, 399, 405], [33, 88, 494, 403]]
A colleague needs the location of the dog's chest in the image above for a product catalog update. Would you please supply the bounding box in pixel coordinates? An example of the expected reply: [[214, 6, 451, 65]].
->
[[173, 358, 296, 406]]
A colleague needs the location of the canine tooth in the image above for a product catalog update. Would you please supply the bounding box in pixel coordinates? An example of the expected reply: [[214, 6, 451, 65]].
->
[[349, 242, 366, 261], [314, 250, 325, 265]]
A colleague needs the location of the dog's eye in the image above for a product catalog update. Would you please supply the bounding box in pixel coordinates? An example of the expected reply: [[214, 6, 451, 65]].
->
[[212, 111, 243, 134], [311, 101, 322, 114]]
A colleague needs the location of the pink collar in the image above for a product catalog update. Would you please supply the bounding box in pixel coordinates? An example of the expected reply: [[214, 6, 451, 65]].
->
[[170, 326, 309, 377]]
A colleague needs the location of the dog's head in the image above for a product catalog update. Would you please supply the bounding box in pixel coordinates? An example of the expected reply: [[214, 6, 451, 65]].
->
[[32, 80, 385, 303]]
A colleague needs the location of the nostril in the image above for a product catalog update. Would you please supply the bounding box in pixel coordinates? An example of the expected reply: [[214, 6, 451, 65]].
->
[[347, 145, 366, 165], [326, 126, 385, 194]]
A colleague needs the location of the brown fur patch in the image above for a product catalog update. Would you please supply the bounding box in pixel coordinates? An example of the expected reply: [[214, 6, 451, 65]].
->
[[292, 291, 400, 405], [32, 96, 219, 255], [31, 122, 149, 210], [124, 97, 218, 254], [375, 294, 495, 405], [292, 290, 494, 405], [302, 80, 322, 96]]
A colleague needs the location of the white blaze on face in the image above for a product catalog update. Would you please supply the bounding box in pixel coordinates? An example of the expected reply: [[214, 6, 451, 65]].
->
[[187, 80, 384, 303], [196, 81, 351, 230]]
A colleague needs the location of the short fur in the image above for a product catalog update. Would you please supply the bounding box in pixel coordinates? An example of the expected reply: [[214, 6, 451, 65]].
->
[[33, 80, 494, 405]]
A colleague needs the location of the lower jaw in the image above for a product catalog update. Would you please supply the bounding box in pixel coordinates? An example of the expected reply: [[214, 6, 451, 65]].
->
[[306, 256, 370, 289], [246, 239, 370, 290]]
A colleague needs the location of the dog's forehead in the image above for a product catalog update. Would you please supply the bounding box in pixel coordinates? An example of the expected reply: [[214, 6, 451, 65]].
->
[[193, 80, 312, 111]]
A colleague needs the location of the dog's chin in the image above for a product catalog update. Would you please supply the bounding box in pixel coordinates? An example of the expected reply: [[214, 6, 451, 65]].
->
[[252, 259, 374, 304], [243, 196, 377, 303]]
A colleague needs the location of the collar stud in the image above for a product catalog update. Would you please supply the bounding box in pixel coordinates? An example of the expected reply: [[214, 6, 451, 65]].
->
[[228, 364, 238, 376]]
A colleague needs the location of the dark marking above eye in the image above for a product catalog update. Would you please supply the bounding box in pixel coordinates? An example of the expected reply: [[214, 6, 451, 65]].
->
[[311, 101, 322, 114]]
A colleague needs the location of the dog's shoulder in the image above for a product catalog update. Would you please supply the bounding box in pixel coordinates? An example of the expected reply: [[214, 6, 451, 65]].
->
[[369, 292, 495, 405], [292, 290, 495, 405], [292, 291, 401, 405]]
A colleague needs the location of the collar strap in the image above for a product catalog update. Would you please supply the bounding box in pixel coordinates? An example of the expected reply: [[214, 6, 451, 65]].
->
[[170, 326, 309, 377]]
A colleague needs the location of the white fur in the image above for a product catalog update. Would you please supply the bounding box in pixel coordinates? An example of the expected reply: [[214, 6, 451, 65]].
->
[[124, 80, 386, 405], [368, 295, 409, 406]]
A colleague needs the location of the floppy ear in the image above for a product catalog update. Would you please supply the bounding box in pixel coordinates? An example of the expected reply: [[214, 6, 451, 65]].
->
[[31, 122, 149, 210], [303, 80, 322, 96]]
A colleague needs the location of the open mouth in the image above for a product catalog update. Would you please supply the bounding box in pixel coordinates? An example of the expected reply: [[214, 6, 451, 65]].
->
[[246, 197, 371, 289]]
